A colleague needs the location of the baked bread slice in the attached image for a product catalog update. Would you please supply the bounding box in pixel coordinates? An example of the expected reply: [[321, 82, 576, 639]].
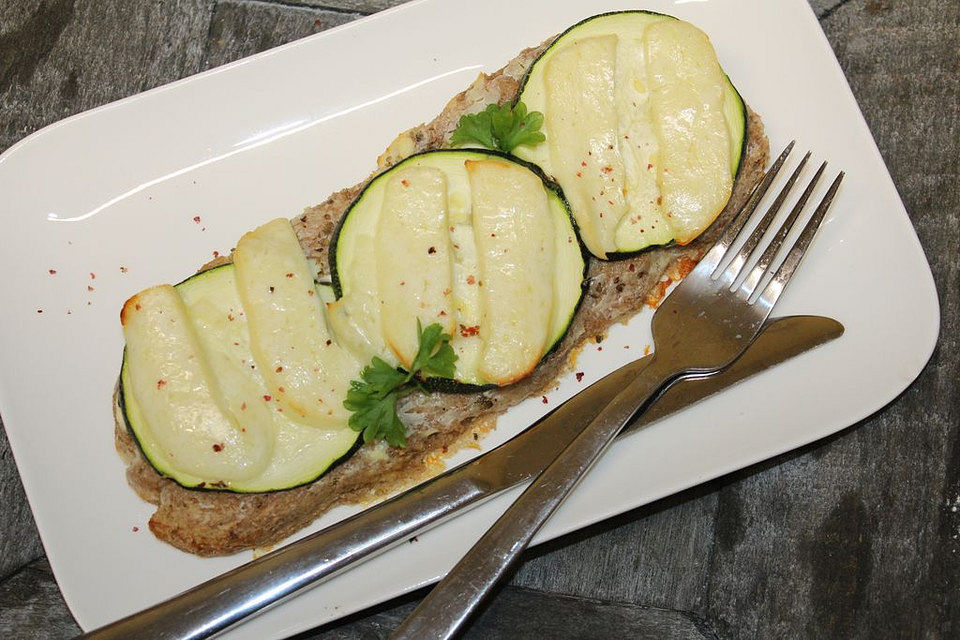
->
[[114, 36, 769, 556]]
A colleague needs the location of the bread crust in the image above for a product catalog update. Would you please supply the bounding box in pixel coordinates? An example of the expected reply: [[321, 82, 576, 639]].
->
[[115, 38, 769, 556]]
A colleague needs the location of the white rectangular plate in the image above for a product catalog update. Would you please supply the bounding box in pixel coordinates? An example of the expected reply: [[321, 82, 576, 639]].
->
[[0, 0, 939, 636]]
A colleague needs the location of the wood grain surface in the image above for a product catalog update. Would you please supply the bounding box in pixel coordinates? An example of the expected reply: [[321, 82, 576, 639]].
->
[[0, 0, 956, 638]]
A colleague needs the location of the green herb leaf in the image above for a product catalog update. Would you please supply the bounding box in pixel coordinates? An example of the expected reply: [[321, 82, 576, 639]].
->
[[343, 322, 457, 447], [449, 102, 545, 154], [410, 320, 457, 380], [449, 107, 498, 150]]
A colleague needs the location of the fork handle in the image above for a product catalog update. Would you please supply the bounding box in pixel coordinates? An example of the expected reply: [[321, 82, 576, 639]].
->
[[390, 356, 682, 640]]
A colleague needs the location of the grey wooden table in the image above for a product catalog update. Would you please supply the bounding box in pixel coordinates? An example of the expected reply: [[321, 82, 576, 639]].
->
[[0, 1, 957, 638]]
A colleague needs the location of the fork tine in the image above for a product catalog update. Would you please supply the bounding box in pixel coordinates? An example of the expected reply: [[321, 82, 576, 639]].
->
[[700, 141, 795, 274], [717, 151, 811, 283], [755, 171, 844, 307], [739, 161, 827, 297]]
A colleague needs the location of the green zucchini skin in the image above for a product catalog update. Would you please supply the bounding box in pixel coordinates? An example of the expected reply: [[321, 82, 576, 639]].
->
[[420, 376, 496, 394], [725, 73, 749, 182], [604, 240, 675, 262], [330, 148, 589, 393], [514, 10, 750, 261], [118, 267, 364, 494]]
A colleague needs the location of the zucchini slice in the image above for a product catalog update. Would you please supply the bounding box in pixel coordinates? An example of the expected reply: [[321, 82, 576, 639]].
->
[[234, 219, 362, 428], [515, 11, 747, 259], [466, 159, 556, 385], [120, 266, 361, 493], [330, 149, 586, 388], [374, 166, 456, 367]]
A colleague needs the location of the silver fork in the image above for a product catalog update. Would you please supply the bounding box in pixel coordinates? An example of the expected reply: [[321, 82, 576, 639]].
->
[[391, 142, 844, 640]]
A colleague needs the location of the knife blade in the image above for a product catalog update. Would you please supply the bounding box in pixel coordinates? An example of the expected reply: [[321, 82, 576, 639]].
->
[[81, 314, 843, 640]]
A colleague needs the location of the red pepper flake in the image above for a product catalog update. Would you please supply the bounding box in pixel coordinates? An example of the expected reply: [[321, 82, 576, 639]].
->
[[580, 160, 587, 167], [278, 386, 285, 393], [212, 443, 223, 452], [285, 272, 294, 278], [466, 275, 475, 285], [490, 233, 496, 238], [428, 246, 436, 254], [233, 341, 239, 346], [241, 402, 247, 411], [307, 289, 314, 296], [314, 18, 322, 26], [48, 269, 57, 275], [541, 396, 549, 404], [575, 371, 585, 382], [401, 179, 410, 187], [628, 263, 636, 272], [87, 285, 95, 292], [575, 171, 583, 178], [90, 272, 96, 279], [120, 266, 129, 273], [400, 280, 405, 285], [135, 303, 142, 311], [212, 250, 220, 258], [157, 379, 166, 389], [656, 196, 663, 206], [227, 313, 235, 321], [325, 339, 332, 346], [459, 324, 480, 338], [597, 346, 603, 351], [275, 366, 283, 373], [263, 395, 272, 401], [439, 310, 447, 316], [602, 166, 613, 173], [132, 526, 139, 532], [624, 345, 630, 349], [193, 216, 201, 223]]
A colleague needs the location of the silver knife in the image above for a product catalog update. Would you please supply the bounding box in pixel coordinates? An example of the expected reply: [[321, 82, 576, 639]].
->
[[80, 314, 843, 640]]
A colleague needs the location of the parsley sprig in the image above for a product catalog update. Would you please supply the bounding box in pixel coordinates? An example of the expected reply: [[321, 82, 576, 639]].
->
[[344, 321, 457, 447], [449, 102, 545, 154]]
